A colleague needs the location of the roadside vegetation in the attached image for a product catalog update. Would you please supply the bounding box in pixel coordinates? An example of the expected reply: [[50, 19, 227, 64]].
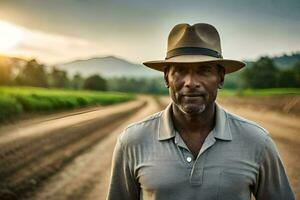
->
[[0, 86, 134, 122]]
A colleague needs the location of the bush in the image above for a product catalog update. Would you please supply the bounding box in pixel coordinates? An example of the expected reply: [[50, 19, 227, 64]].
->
[[0, 95, 23, 121]]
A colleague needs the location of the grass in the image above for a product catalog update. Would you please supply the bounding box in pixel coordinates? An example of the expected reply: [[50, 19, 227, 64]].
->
[[0, 86, 135, 122]]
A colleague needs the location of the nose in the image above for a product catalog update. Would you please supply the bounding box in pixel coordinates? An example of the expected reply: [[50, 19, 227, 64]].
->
[[184, 72, 200, 89]]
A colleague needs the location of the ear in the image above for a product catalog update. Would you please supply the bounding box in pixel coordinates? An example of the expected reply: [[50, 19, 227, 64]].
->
[[217, 65, 225, 88], [164, 72, 169, 88], [164, 66, 170, 88]]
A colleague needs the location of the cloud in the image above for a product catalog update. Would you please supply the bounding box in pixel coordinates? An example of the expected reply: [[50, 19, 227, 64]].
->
[[2, 0, 300, 66], [5, 26, 107, 64]]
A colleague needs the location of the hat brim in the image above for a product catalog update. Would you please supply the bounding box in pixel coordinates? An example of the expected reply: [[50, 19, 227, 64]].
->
[[143, 55, 245, 74]]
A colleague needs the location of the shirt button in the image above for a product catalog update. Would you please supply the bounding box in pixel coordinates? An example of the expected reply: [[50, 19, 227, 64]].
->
[[186, 156, 192, 163]]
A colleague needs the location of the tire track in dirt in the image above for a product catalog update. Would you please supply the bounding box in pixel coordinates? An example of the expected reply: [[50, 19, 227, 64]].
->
[[28, 96, 163, 200], [0, 98, 147, 199], [0, 99, 145, 145]]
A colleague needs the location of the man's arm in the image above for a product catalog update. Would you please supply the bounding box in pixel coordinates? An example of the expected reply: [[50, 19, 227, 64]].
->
[[254, 136, 295, 200], [106, 135, 140, 200]]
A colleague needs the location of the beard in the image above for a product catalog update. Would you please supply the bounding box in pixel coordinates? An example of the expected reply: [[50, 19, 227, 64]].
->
[[174, 92, 207, 115], [180, 102, 206, 115]]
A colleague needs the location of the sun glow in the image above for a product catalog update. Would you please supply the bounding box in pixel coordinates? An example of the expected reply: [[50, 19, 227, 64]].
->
[[0, 21, 24, 52]]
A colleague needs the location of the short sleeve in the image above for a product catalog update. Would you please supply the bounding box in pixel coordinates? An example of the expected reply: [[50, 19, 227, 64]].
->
[[106, 134, 140, 200], [254, 136, 295, 200]]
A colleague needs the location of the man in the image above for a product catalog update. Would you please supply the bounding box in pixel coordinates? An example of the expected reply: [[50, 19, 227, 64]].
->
[[107, 23, 295, 200]]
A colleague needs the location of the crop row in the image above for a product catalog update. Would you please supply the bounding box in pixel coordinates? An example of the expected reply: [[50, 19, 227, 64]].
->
[[0, 86, 134, 122]]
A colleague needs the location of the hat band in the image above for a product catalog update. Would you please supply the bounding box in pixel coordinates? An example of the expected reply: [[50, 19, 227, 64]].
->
[[166, 47, 222, 59]]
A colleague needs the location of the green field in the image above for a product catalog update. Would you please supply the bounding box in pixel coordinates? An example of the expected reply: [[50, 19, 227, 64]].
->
[[0, 86, 135, 122], [219, 88, 300, 97]]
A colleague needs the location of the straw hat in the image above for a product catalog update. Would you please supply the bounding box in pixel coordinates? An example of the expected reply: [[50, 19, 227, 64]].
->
[[143, 23, 245, 74]]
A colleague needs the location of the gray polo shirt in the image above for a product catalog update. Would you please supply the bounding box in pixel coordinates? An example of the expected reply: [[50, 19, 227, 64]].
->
[[107, 103, 295, 200]]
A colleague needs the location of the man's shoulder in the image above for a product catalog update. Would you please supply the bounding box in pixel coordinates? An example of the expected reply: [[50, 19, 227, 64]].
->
[[118, 111, 163, 146], [225, 109, 270, 141], [126, 110, 162, 129]]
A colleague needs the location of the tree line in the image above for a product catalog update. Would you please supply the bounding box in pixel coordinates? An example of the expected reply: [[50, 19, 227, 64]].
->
[[0, 59, 167, 94], [223, 56, 300, 89], [242, 57, 300, 88], [0, 56, 299, 94]]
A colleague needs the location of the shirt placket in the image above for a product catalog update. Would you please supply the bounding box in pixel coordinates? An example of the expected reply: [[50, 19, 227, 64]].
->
[[174, 130, 217, 186], [174, 131, 194, 166]]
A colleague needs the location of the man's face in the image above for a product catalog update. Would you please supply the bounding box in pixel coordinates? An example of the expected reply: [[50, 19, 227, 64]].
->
[[165, 64, 224, 116]]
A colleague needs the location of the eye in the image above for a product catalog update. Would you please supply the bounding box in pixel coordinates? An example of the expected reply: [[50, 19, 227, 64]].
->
[[203, 68, 211, 73], [175, 66, 186, 73], [203, 66, 212, 71], [196, 67, 211, 75]]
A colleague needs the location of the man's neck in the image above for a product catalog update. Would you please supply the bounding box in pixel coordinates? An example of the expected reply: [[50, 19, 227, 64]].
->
[[171, 103, 216, 136]]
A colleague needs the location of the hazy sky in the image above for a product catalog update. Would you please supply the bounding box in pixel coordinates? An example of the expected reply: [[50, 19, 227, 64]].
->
[[0, 0, 299, 64]]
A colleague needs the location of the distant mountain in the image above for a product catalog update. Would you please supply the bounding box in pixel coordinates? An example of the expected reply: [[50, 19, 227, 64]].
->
[[272, 53, 300, 69], [56, 56, 161, 78]]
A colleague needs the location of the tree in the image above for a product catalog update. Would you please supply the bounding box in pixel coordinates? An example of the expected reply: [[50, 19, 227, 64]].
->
[[223, 69, 245, 89], [83, 74, 107, 91], [144, 77, 167, 94], [242, 57, 279, 88], [277, 70, 296, 87], [0, 63, 12, 85], [70, 73, 84, 89], [49, 67, 69, 88], [106, 77, 167, 94], [293, 61, 300, 87], [15, 59, 48, 87]]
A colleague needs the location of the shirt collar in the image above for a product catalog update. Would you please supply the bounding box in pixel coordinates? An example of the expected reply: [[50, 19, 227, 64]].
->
[[158, 103, 176, 140], [213, 103, 232, 141], [157, 102, 232, 141]]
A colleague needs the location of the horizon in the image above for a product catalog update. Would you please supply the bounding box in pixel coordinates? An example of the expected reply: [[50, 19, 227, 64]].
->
[[1, 51, 300, 67]]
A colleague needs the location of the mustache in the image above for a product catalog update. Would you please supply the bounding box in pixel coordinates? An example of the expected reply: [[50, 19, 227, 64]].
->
[[179, 91, 207, 97]]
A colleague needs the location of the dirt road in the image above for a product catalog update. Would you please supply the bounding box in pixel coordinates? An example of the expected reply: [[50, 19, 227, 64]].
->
[[26, 96, 162, 200], [0, 96, 159, 199]]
